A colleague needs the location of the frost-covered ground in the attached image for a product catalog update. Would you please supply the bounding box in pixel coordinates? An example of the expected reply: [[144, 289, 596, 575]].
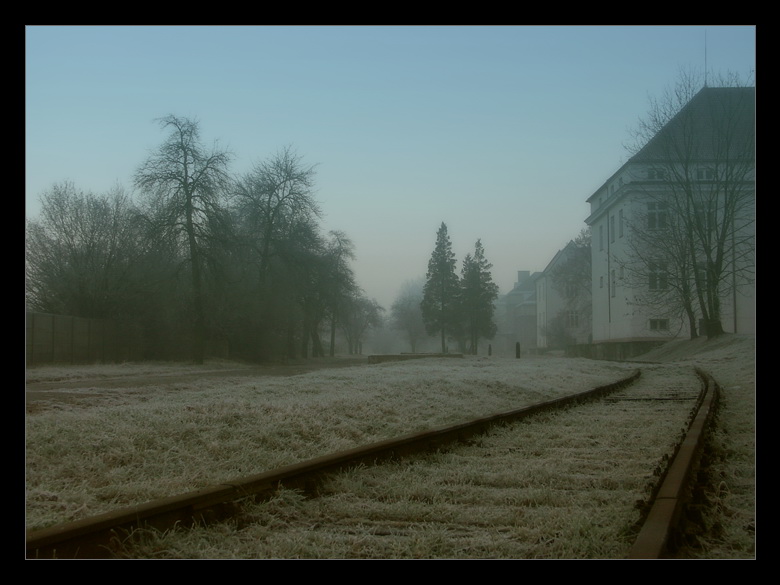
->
[[25, 334, 755, 558]]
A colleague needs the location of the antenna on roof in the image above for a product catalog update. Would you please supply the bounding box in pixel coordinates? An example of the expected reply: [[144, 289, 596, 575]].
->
[[704, 28, 708, 87]]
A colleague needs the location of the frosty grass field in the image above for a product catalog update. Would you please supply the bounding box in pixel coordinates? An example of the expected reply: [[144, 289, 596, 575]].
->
[[25, 334, 755, 559]]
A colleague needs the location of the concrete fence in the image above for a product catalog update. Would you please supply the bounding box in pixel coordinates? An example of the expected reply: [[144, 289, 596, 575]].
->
[[26, 312, 143, 366]]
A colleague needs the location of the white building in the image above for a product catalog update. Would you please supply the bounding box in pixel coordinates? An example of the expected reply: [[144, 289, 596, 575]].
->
[[584, 86, 755, 359], [496, 270, 539, 356], [536, 240, 592, 352]]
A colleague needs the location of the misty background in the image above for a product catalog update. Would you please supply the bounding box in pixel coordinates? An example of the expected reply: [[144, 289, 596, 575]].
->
[[25, 25, 756, 310]]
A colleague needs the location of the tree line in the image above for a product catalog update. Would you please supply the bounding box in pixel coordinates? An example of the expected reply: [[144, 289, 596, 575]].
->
[[26, 115, 383, 363]]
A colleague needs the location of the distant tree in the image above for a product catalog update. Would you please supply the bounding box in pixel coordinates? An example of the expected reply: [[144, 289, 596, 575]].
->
[[542, 313, 577, 350], [458, 239, 499, 354], [229, 146, 333, 360], [323, 230, 360, 356], [340, 294, 385, 355], [25, 181, 146, 319], [134, 115, 233, 363], [623, 71, 755, 338], [232, 146, 321, 286], [421, 223, 460, 353], [390, 278, 427, 353]]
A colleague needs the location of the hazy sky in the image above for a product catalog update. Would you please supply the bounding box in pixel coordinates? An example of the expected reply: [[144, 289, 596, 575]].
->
[[25, 25, 755, 309]]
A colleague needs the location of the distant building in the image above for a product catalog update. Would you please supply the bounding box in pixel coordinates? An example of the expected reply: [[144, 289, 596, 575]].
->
[[496, 270, 539, 355], [536, 240, 592, 352], [584, 86, 755, 359]]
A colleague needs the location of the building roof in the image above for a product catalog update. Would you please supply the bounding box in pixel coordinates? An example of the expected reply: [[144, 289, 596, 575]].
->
[[630, 86, 755, 164], [586, 85, 755, 205]]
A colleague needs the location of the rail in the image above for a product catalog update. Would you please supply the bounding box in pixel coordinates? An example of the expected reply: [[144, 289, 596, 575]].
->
[[626, 368, 721, 559], [27, 370, 640, 559]]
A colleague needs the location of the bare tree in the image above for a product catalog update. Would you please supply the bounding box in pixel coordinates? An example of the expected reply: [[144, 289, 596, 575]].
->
[[232, 146, 321, 286], [26, 181, 146, 319], [230, 147, 335, 359], [390, 278, 427, 353], [623, 72, 755, 338], [340, 295, 385, 355], [134, 115, 233, 363], [323, 230, 359, 356]]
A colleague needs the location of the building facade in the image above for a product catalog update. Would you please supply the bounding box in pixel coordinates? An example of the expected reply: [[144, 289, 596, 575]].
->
[[496, 270, 539, 356], [584, 86, 755, 359], [536, 240, 592, 352]]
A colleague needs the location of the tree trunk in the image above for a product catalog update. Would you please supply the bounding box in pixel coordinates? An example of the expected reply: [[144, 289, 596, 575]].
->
[[705, 318, 725, 338], [329, 317, 336, 357], [186, 201, 205, 365], [312, 327, 324, 357], [686, 311, 699, 340]]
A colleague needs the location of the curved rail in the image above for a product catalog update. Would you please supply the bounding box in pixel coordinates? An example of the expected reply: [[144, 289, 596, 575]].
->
[[627, 368, 721, 559], [27, 370, 640, 559]]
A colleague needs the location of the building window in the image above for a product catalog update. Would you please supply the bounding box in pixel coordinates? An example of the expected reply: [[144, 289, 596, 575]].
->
[[600, 275, 604, 289], [610, 216, 615, 243], [647, 202, 667, 230], [611, 269, 616, 297], [697, 167, 715, 181], [648, 261, 668, 291], [599, 225, 604, 250], [649, 319, 670, 331], [694, 203, 716, 232], [648, 168, 667, 180], [567, 311, 579, 328], [619, 209, 624, 238]]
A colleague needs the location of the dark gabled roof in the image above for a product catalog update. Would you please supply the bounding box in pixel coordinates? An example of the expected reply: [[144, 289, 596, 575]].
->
[[585, 86, 755, 209], [542, 240, 575, 274], [630, 86, 755, 164]]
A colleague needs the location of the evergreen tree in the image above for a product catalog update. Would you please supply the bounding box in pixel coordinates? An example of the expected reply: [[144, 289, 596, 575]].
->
[[421, 223, 460, 353], [459, 239, 499, 354]]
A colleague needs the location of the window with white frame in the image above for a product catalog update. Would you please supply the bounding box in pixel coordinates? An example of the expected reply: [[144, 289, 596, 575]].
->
[[649, 319, 669, 331], [647, 201, 667, 230], [648, 261, 668, 291], [694, 202, 716, 232]]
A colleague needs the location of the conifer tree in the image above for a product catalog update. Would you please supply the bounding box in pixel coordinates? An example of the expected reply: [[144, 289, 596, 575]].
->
[[459, 239, 499, 354], [421, 222, 460, 353]]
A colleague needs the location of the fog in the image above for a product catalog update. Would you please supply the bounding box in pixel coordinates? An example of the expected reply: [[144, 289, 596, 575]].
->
[[26, 26, 756, 312]]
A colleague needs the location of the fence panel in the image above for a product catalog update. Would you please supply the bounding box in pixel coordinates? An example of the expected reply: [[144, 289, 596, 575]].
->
[[26, 312, 144, 366]]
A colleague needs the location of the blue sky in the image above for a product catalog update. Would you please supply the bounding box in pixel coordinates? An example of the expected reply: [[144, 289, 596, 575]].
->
[[25, 25, 756, 309]]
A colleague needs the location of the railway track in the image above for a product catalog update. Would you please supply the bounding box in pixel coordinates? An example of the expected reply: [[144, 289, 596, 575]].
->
[[26, 366, 719, 559]]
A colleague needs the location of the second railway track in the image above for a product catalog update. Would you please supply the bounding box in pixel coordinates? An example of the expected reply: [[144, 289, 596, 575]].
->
[[27, 362, 719, 559]]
